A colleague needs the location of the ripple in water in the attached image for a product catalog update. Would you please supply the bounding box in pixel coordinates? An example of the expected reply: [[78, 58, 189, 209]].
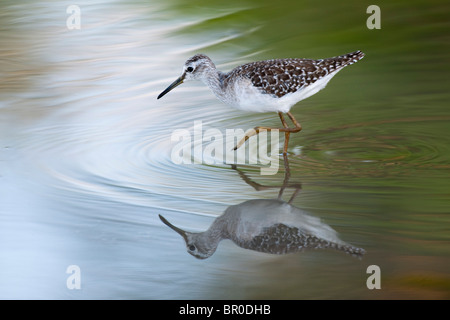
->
[[291, 117, 450, 177]]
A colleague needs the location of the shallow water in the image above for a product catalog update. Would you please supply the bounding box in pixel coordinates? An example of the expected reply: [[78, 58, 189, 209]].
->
[[0, 0, 449, 299]]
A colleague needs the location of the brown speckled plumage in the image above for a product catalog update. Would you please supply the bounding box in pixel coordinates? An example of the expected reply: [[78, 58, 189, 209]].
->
[[241, 223, 365, 257], [225, 51, 365, 98], [159, 199, 366, 259]]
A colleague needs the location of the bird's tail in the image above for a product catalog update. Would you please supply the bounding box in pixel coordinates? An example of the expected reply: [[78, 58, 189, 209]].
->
[[309, 237, 366, 258], [335, 50, 365, 66], [332, 242, 366, 258], [299, 234, 366, 258]]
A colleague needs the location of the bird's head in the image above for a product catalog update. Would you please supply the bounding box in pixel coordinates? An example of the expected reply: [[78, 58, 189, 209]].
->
[[159, 214, 217, 259], [157, 54, 215, 99]]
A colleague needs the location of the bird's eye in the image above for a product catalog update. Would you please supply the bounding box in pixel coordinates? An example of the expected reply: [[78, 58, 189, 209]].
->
[[188, 244, 196, 251], [186, 66, 194, 72]]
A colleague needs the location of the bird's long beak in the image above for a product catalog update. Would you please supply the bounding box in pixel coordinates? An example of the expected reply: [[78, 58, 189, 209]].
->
[[157, 74, 185, 99], [159, 214, 188, 242]]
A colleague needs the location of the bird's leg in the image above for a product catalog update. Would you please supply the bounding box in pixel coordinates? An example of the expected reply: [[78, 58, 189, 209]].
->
[[286, 111, 302, 133], [283, 111, 302, 154], [232, 153, 302, 203], [277, 152, 290, 199], [279, 112, 290, 155], [233, 111, 302, 154]]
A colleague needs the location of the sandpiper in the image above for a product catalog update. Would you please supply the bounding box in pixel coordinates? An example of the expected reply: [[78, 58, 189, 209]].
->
[[159, 199, 365, 259], [159, 156, 365, 259], [158, 51, 365, 154]]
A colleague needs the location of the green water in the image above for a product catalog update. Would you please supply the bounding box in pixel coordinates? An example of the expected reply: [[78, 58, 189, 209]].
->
[[0, 0, 449, 299]]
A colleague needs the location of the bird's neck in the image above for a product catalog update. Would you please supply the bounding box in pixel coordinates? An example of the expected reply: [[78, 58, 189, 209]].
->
[[205, 217, 230, 241], [200, 68, 230, 104], [193, 222, 227, 257]]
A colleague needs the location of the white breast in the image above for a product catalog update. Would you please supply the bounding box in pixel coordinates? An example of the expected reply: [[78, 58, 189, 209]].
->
[[230, 70, 341, 113]]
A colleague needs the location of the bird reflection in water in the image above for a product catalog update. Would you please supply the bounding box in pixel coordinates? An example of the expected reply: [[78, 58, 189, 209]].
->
[[159, 155, 365, 259]]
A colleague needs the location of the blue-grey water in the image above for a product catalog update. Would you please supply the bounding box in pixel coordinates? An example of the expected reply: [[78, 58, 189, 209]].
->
[[0, 0, 449, 299]]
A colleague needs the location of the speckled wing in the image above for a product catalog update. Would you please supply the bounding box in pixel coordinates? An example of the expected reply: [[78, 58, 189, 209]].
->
[[228, 51, 365, 98], [237, 223, 365, 257]]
